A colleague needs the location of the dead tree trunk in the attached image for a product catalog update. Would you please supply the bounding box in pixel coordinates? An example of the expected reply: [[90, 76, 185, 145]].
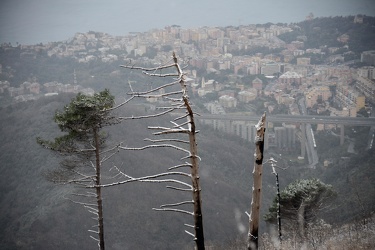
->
[[297, 201, 306, 240], [274, 166, 282, 245], [94, 127, 105, 250], [117, 52, 205, 249], [174, 53, 205, 250], [248, 113, 266, 250]]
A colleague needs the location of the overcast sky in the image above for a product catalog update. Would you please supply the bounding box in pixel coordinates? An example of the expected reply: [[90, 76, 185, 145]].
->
[[1, 0, 374, 45]]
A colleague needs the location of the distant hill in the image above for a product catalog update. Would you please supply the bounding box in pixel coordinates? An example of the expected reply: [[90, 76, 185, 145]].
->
[[279, 15, 375, 53]]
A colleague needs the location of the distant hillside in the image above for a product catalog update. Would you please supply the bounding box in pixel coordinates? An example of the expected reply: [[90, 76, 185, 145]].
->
[[279, 15, 375, 53], [314, 129, 375, 225]]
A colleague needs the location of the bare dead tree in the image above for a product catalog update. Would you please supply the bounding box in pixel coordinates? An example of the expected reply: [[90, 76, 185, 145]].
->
[[247, 113, 266, 250], [104, 52, 205, 249]]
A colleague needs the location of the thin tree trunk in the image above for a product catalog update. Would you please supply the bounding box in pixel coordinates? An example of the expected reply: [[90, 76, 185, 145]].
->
[[174, 52, 205, 250], [248, 113, 266, 250], [186, 97, 205, 250], [297, 201, 305, 240], [94, 127, 105, 250], [275, 170, 282, 244]]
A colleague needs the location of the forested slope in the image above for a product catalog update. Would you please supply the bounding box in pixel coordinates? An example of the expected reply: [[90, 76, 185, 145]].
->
[[1, 94, 373, 249], [0, 95, 282, 249]]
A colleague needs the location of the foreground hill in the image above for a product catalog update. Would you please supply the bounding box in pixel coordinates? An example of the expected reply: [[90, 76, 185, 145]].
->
[[0, 93, 374, 249], [0, 94, 283, 249]]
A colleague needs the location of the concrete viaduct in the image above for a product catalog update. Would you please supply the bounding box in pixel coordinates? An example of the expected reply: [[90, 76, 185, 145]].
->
[[198, 113, 375, 158]]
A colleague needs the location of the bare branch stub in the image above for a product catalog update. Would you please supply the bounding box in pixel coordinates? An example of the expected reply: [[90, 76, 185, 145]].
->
[[118, 52, 205, 249]]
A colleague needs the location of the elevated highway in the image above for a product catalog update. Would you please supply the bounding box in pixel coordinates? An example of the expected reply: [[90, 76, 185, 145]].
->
[[198, 113, 375, 167], [198, 114, 375, 127]]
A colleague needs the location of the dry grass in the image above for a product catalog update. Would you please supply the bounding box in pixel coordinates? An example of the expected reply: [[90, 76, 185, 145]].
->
[[259, 217, 375, 250], [210, 216, 375, 250]]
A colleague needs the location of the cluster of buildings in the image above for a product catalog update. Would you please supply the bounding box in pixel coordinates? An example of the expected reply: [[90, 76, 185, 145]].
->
[[200, 57, 374, 150], [0, 80, 94, 102], [1, 17, 375, 150]]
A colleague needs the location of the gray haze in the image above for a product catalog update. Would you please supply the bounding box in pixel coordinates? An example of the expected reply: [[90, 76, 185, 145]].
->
[[1, 0, 375, 45]]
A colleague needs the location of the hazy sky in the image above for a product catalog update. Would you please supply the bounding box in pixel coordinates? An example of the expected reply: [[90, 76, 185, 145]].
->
[[1, 0, 374, 45]]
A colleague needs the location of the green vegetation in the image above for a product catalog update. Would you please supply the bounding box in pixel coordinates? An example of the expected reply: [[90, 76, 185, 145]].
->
[[37, 90, 115, 153], [264, 178, 336, 230], [37, 90, 115, 250]]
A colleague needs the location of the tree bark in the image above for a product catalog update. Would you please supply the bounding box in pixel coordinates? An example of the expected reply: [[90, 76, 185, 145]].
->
[[297, 201, 305, 240], [187, 100, 205, 250], [175, 52, 205, 250], [248, 113, 266, 250], [94, 127, 105, 250]]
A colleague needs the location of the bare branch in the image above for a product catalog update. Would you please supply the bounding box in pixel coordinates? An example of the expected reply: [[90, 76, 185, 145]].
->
[[86, 208, 99, 216], [153, 207, 194, 216], [119, 144, 190, 154], [106, 95, 135, 112], [120, 62, 176, 72], [144, 138, 189, 144], [147, 126, 173, 131], [160, 200, 194, 208], [171, 120, 191, 129], [144, 72, 179, 77], [100, 150, 118, 164], [90, 235, 100, 242], [99, 171, 192, 188], [152, 129, 190, 136], [181, 154, 201, 161], [118, 107, 175, 120], [85, 205, 99, 213], [166, 186, 193, 192], [185, 230, 196, 238], [99, 144, 121, 163], [127, 80, 179, 96], [173, 113, 189, 121], [168, 162, 192, 170], [163, 96, 183, 102], [71, 192, 96, 198], [127, 90, 184, 99]]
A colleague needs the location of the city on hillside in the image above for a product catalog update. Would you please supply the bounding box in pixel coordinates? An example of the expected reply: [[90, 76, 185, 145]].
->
[[0, 15, 374, 161]]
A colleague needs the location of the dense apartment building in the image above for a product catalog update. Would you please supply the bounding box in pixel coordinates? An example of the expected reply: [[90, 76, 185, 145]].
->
[[278, 71, 303, 85], [336, 84, 365, 112], [238, 89, 257, 103], [305, 85, 332, 108], [357, 66, 375, 80], [355, 76, 375, 103], [219, 95, 237, 108]]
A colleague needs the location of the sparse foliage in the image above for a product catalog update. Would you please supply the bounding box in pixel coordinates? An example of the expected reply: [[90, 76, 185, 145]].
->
[[264, 178, 336, 241], [37, 89, 117, 250]]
